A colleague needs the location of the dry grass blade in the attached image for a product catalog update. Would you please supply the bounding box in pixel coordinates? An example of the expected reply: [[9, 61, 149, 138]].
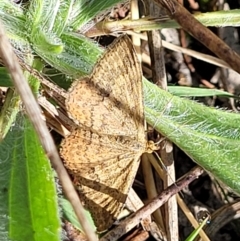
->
[[0, 20, 98, 241]]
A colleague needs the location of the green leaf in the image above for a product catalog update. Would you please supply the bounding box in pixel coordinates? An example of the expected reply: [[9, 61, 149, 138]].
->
[[33, 32, 102, 77], [144, 78, 240, 194], [61, 197, 96, 232], [27, 0, 74, 36], [70, 0, 124, 30], [27, 0, 64, 55], [0, 114, 61, 241], [185, 217, 209, 241], [0, 0, 29, 50], [168, 86, 236, 98], [0, 67, 13, 87], [40, 32, 102, 77], [0, 55, 41, 141], [0, 89, 20, 140]]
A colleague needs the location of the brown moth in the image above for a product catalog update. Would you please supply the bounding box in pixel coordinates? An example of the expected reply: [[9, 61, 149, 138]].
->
[[60, 36, 153, 232]]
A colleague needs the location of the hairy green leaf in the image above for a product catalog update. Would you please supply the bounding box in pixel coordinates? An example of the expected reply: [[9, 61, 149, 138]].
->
[[144, 79, 240, 194], [0, 115, 60, 241]]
